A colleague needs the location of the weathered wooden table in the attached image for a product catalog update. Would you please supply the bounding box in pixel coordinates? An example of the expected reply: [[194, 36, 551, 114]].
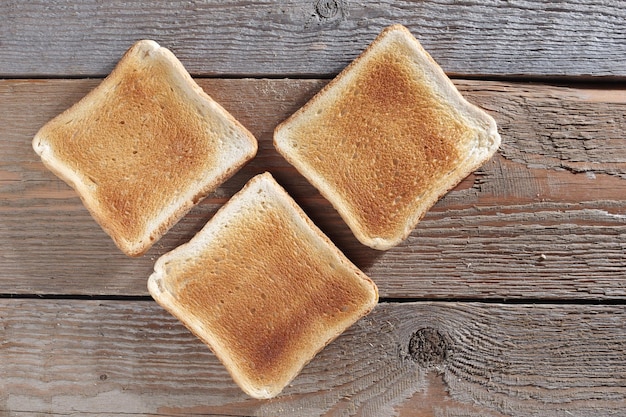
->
[[2, 1, 626, 416]]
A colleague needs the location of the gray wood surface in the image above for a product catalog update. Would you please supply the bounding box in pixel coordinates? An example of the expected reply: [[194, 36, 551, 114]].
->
[[2, 78, 625, 299], [2, 299, 625, 416], [2, 0, 626, 78], [2, 1, 626, 415]]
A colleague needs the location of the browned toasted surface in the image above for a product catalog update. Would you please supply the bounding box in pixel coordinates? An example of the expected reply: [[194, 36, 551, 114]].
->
[[45, 62, 214, 237], [281, 39, 469, 239], [33, 40, 257, 255], [274, 25, 499, 249], [150, 173, 378, 397], [174, 209, 372, 383]]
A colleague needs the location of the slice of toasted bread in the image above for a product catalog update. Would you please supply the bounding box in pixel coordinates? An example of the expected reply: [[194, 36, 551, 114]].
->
[[33, 40, 257, 256], [148, 172, 378, 399], [274, 24, 501, 250]]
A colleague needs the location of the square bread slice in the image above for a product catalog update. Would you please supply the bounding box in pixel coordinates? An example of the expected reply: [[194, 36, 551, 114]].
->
[[274, 24, 501, 250], [148, 172, 378, 399], [33, 40, 257, 256]]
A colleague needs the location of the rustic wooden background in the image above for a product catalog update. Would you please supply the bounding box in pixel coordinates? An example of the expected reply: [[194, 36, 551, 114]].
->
[[1, 1, 626, 416]]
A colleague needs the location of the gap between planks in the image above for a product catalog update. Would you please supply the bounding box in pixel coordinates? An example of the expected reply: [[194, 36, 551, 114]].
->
[[2, 293, 626, 307]]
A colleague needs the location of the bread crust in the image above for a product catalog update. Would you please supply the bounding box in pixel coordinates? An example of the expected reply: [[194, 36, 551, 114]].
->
[[148, 172, 378, 398], [274, 24, 501, 250], [33, 40, 257, 256]]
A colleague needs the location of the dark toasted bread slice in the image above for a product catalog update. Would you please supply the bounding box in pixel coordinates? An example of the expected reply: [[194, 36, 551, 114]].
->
[[274, 24, 501, 250], [148, 172, 378, 398], [33, 40, 257, 256]]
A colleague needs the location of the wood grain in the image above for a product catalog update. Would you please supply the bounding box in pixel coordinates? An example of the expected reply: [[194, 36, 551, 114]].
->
[[1, 299, 625, 416], [2, 0, 626, 78], [2, 78, 625, 299], [3, 2, 624, 416]]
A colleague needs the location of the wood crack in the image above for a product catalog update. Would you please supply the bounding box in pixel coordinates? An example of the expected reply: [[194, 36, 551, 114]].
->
[[461, 81, 626, 179]]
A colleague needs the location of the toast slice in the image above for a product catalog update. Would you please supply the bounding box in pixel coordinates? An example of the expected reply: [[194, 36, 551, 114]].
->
[[33, 40, 257, 256], [274, 24, 501, 250], [148, 172, 378, 399]]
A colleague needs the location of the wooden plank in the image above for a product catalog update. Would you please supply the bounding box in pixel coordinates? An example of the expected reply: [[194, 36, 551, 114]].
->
[[2, 78, 626, 298], [1, 299, 625, 416], [2, 0, 626, 78]]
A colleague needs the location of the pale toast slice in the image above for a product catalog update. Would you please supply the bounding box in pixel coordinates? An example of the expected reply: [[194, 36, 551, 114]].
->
[[33, 40, 257, 256], [274, 24, 501, 250], [148, 172, 378, 399]]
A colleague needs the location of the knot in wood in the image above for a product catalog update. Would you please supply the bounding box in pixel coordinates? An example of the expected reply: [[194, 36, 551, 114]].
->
[[315, 0, 339, 19], [408, 328, 451, 367]]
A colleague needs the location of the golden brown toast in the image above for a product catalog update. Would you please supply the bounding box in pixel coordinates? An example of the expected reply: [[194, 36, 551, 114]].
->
[[148, 172, 378, 398], [33, 40, 257, 256], [274, 24, 501, 250]]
